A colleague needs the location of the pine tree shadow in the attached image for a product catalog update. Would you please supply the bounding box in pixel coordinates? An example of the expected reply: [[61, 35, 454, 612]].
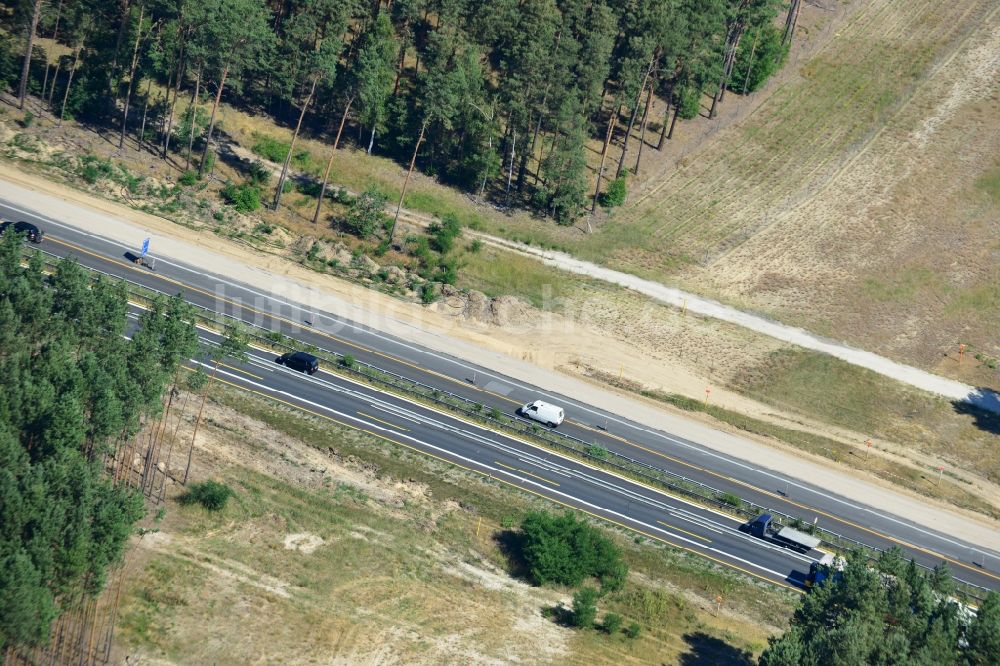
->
[[678, 632, 754, 666], [493, 528, 530, 583], [952, 394, 1000, 436]]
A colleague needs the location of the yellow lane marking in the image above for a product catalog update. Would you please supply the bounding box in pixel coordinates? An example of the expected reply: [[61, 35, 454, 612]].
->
[[657, 520, 712, 543], [567, 418, 1000, 583], [58, 236, 992, 584], [357, 411, 409, 431], [51, 235, 492, 385], [218, 362, 262, 380]]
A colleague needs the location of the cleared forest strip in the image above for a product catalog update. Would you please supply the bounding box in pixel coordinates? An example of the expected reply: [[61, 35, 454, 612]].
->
[[624, 0, 973, 259], [620, 0, 979, 248], [472, 232, 1000, 415]]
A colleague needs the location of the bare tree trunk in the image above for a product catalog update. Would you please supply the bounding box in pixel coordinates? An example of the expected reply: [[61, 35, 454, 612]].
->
[[367, 126, 376, 153], [184, 360, 219, 485], [163, 37, 186, 158], [185, 64, 202, 170], [118, 2, 145, 150], [788, 0, 803, 47], [47, 57, 61, 109], [391, 34, 406, 97], [138, 77, 153, 151], [504, 128, 516, 206], [667, 103, 680, 139], [273, 75, 318, 209], [313, 95, 354, 224], [388, 121, 426, 243], [719, 30, 742, 104], [782, 0, 801, 47], [18, 0, 44, 110], [592, 101, 617, 212], [617, 54, 655, 178], [531, 116, 547, 188], [198, 61, 230, 177], [657, 96, 671, 149], [41, 0, 63, 108], [742, 28, 760, 94], [479, 131, 491, 198], [57, 36, 82, 127], [109, 0, 132, 88], [634, 81, 654, 175]]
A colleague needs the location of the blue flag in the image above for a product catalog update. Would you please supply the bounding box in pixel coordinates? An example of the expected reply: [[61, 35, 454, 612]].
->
[[141, 237, 150, 257]]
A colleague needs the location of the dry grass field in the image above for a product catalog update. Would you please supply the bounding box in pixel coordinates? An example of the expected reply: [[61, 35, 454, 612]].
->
[[578, 0, 1000, 384], [113, 386, 791, 664]]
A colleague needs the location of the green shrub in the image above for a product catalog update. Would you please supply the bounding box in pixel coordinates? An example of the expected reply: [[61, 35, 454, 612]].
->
[[587, 444, 608, 460], [221, 181, 262, 214], [428, 213, 462, 254], [248, 160, 271, 186], [296, 180, 323, 197], [179, 170, 198, 186], [181, 480, 233, 512], [420, 283, 437, 304], [488, 406, 501, 420], [342, 185, 389, 239], [77, 155, 115, 183], [11, 133, 39, 153], [730, 24, 789, 93], [437, 258, 458, 285], [624, 621, 641, 639], [518, 511, 628, 591], [21, 111, 34, 128], [719, 492, 741, 507], [571, 587, 599, 628], [340, 354, 356, 369], [251, 134, 290, 163], [602, 612, 623, 634], [601, 178, 627, 207], [186, 366, 208, 391]]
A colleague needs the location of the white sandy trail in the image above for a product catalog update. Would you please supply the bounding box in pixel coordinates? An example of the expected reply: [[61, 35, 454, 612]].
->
[[477, 234, 1000, 415]]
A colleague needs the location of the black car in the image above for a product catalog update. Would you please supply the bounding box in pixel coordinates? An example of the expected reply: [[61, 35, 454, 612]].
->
[[276, 351, 319, 375], [0, 221, 44, 243]]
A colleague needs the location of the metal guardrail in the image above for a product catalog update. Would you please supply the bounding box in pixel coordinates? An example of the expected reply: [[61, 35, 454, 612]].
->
[[36, 249, 993, 602]]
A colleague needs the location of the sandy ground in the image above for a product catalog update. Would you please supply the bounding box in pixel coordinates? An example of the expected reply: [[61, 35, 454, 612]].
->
[[114, 395, 578, 665], [475, 233, 999, 413], [2, 163, 999, 554]]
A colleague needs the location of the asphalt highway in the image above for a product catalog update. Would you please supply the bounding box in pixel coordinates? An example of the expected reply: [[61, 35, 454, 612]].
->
[[4, 197, 1000, 594], [187, 322, 817, 591]]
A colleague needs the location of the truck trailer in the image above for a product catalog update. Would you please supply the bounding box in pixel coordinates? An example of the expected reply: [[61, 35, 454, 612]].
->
[[741, 513, 821, 553]]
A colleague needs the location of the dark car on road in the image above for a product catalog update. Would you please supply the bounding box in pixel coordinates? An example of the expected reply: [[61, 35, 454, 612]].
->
[[0, 220, 44, 243], [276, 351, 320, 375]]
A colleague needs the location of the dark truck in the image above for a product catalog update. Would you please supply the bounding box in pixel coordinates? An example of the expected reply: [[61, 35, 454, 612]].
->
[[741, 513, 822, 553], [805, 553, 845, 589]]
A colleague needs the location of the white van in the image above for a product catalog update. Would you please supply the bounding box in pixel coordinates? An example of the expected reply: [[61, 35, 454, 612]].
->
[[519, 400, 565, 427]]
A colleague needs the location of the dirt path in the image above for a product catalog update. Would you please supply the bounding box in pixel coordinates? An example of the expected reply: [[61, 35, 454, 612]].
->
[[474, 233, 1000, 414]]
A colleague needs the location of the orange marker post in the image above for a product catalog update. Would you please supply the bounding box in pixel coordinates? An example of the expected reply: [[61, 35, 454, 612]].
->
[[705, 387, 711, 403], [865, 439, 872, 463], [958, 343, 967, 364]]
